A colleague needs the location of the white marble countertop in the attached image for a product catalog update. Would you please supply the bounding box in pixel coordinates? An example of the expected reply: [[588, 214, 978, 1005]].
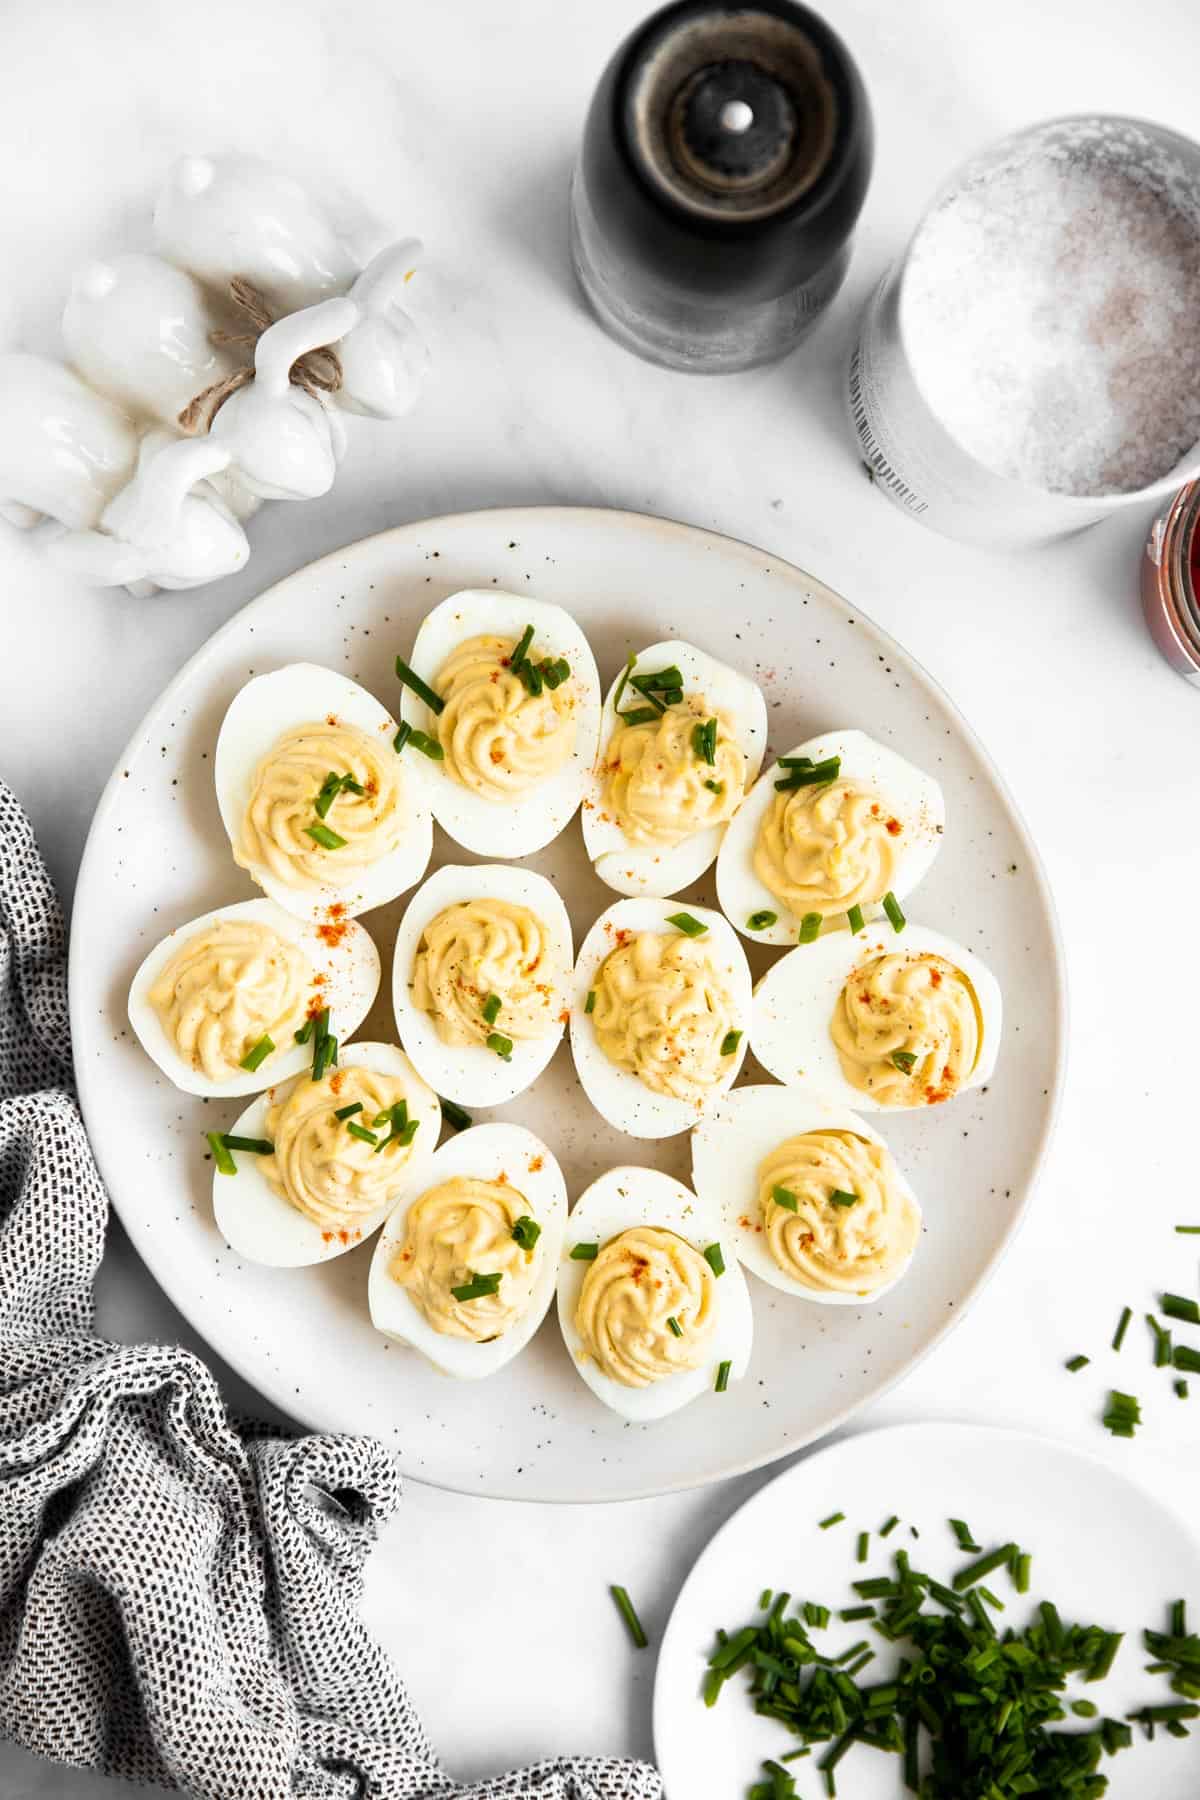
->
[[3, 0, 1200, 1792]]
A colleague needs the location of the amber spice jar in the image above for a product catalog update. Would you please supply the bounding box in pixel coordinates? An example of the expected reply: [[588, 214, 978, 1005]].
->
[[1142, 479, 1200, 682]]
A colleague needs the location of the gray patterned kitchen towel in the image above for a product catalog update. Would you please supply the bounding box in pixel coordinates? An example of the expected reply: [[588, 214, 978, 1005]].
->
[[0, 779, 662, 1800]]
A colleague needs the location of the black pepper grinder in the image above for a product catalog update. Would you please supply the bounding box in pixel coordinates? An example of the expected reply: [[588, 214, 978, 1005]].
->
[[570, 0, 873, 373]]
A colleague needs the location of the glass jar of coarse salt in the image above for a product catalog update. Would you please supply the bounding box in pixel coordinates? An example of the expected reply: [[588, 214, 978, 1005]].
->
[[848, 116, 1200, 547]]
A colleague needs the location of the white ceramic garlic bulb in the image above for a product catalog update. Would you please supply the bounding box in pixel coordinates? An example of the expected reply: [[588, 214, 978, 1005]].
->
[[335, 239, 429, 419], [0, 351, 139, 531], [154, 153, 358, 313], [208, 295, 358, 500], [61, 252, 238, 430], [44, 433, 249, 589]]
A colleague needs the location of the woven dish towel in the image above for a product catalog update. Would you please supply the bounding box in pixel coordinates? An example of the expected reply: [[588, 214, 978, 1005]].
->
[[0, 779, 662, 1800]]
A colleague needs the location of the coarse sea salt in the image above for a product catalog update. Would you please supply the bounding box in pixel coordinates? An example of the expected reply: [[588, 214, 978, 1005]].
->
[[901, 136, 1200, 497]]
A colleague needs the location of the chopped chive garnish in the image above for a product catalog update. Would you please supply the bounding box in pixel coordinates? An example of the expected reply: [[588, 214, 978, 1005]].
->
[[206, 1131, 237, 1176], [571, 1242, 599, 1260], [610, 1584, 648, 1649], [880, 1516, 899, 1538], [803, 1602, 830, 1628], [819, 1512, 845, 1530], [1065, 1354, 1090, 1372], [584, 989, 596, 1014], [511, 1215, 541, 1253], [392, 721, 412, 755], [1173, 1344, 1200, 1374], [692, 718, 718, 765], [220, 1135, 273, 1154], [847, 903, 865, 934], [715, 1360, 731, 1393], [309, 1008, 331, 1079], [703, 1243, 726, 1278], [829, 1189, 858, 1208], [667, 1315, 683, 1338], [1146, 1313, 1173, 1367], [777, 755, 815, 768], [314, 770, 363, 819], [440, 1096, 472, 1131], [747, 909, 778, 931], [394, 653, 445, 714], [372, 1109, 393, 1128], [305, 821, 347, 851], [704, 779, 724, 794], [507, 624, 535, 672], [611, 651, 637, 715], [334, 1102, 363, 1121], [618, 705, 661, 726], [771, 1185, 799, 1212], [1162, 1293, 1200, 1325], [346, 1121, 378, 1146], [720, 1029, 742, 1056], [1175, 1224, 1200, 1233], [1112, 1305, 1133, 1351], [239, 1033, 275, 1072], [775, 756, 840, 791], [666, 911, 707, 936], [517, 659, 544, 696], [882, 891, 906, 933], [798, 912, 822, 944], [451, 1271, 503, 1302], [1102, 1389, 1142, 1437], [890, 1049, 917, 1074], [856, 1532, 869, 1563], [1176, 1379, 1190, 1398], [482, 993, 502, 1026], [839, 1603, 876, 1622], [486, 1031, 513, 1061], [952, 1544, 1019, 1591], [1012, 1552, 1032, 1594], [294, 1017, 315, 1045], [950, 1519, 980, 1552], [406, 729, 444, 760]]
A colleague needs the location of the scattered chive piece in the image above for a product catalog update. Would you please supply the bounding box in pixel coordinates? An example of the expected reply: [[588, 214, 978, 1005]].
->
[[220, 1135, 273, 1155], [314, 770, 341, 819], [294, 1017, 315, 1045], [890, 1049, 917, 1075], [309, 1007, 331, 1080], [406, 729, 444, 760], [720, 1029, 742, 1056], [776, 755, 815, 769], [486, 1031, 514, 1061], [440, 1096, 472, 1132], [748, 909, 778, 931], [819, 1512, 845, 1530], [1162, 1293, 1200, 1326], [511, 1215, 541, 1253], [882, 890, 906, 933], [482, 993, 502, 1026], [759, 1588, 773, 1610], [705, 778, 724, 794], [775, 755, 840, 791], [1176, 1379, 1190, 1398], [666, 911, 707, 936], [611, 651, 637, 716], [1173, 1344, 1200, 1374], [517, 659, 544, 696], [507, 623, 535, 672], [346, 1121, 378, 1146], [829, 1189, 858, 1209], [610, 1584, 648, 1649], [691, 718, 719, 765], [571, 1242, 599, 1261], [840, 1604, 875, 1622], [703, 1243, 726, 1278], [584, 989, 596, 1014], [803, 1602, 830, 1628], [1102, 1389, 1142, 1437], [334, 1102, 363, 1121], [618, 705, 661, 726], [798, 912, 822, 944], [1175, 1224, 1200, 1234], [206, 1131, 237, 1176], [239, 1033, 275, 1073], [1112, 1306, 1133, 1352], [451, 1271, 503, 1302], [771, 1184, 799, 1212], [392, 720, 412, 755], [847, 903, 865, 934], [667, 1315, 684, 1338], [1146, 1313, 1173, 1368], [856, 1532, 869, 1564], [305, 821, 347, 851], [952, 1544, 1019, 1591], [394, 653, 445, 714], [879, 1516, 899, 1538], [715, 1360, 731, 1393], [1012, 1552, 1032, 1594], [950, 1519, 980, 1552], [1065, 1354, 1090, 1372]]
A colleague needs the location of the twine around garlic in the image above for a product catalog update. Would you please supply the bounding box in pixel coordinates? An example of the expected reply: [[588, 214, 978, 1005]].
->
[[177, 278, 343, 435]]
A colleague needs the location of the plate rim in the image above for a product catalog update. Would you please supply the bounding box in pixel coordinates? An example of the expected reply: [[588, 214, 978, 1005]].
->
[[69, 504, 1069, 1502]]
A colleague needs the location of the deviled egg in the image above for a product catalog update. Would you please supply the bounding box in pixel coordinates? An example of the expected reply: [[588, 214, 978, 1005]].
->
[[212, 1041, 440, 1267], [392, 863, 571, 1106], [368, 1122, 567, 1378], [556, 1166, 752, 1421], [692, 1085, 922, 1304], [394, 590, 601, 856], [717, 728, 944, 946], [582, 639, 767, 896], [128, 896, 379, 1098], [751, 920, 1002, 1109], [215, 662, 433, 920], [570, 898, 752, 1139]]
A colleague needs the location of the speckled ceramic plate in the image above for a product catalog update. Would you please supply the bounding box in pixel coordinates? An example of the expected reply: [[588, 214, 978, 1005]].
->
[[70, 508, 1066, 1502]]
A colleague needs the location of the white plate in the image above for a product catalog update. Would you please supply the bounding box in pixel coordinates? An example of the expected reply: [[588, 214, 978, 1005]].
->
[[654, 1422, 1200, 1800], [69, 508, 1065, 1502]]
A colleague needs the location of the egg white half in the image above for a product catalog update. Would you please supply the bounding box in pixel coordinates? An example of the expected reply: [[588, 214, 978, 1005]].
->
[[392, 862, 572, 1107], [556, 1165, 753, 1421], [214, 662, 433, 919], [751, 920, 1002, 1110], [367, 1122, 567, 1378], [127, 896, 380, 1099], [581, 639, 767, 897], [691, 1083, 922, 1305], [717, 728, 945, 946], [211, 1041, 441, 1267], [569, 897, 752, 1140], [396, 589, 601, 856]]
